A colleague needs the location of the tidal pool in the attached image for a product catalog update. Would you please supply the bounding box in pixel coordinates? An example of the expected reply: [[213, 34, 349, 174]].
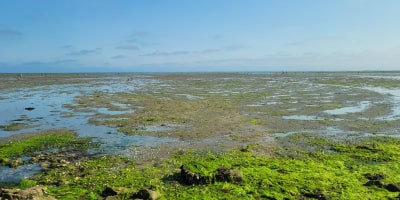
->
[[0, 75, 178, 151], [282, 115, 324, 121], [324, 101, 371, 115], [363, 87, 400, 120]]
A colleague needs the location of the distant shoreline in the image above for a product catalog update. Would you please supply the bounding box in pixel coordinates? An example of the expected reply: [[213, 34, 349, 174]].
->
[[1, 70, 400, 75]]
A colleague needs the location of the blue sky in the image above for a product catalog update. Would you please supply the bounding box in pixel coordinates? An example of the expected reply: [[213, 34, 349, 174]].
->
[[0, 0, 400, 72]]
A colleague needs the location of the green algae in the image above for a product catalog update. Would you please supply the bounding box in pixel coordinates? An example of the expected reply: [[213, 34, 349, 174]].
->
[[34, 156, 164, 199], [316, 76, 400, 88], [63, 72, 400, 141], [12, 136, 399, 199], [0, 129, 94, 165], [0, 122, 34, 131], [2, 72, 400, 199]]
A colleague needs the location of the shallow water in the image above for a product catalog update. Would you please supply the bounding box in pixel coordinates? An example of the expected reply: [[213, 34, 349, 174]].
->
[[282, 115, 324, 121], [363, 87, 400, 120], [94, 107, 134, 115], [324, 101, 370, 115], [2, 72, 400, 182], [0, 75, 181, 182], [0, 163, 41, 182], [0, 75, 178, 152]]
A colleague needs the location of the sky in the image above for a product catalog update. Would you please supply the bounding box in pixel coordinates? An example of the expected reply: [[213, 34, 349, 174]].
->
[[0, 0, 400, 73]]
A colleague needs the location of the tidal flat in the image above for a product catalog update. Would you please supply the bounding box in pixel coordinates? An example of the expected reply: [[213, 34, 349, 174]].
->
[[1, 72, 400, 199]]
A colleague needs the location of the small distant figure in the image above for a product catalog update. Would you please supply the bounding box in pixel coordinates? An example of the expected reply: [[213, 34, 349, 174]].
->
[[18, 73, 23, 80]]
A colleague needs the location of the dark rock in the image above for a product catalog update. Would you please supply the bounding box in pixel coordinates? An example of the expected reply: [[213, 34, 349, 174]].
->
[[0, 157, 10, 165], [364, 173, 385, 181], [302, 189, 327, 200], [0, 186, 55, 200], [30, 154, 44, 163], [54, 179, 69, 186], [215, 167, 243, 183], [102, 186, 118, 197], [180, 165, 207, 185], [131, 188, 160, 200], [364, 180, 384, 187], [105, 196, 118, 200], [8, 158, 24, 168], [385, 183, 400, 192], [101, 186, 129, 198], [363, 173, 385, 187], [356, 145, 380, 153], [277, 169, 289, 174], [40, 161, 51, 170]]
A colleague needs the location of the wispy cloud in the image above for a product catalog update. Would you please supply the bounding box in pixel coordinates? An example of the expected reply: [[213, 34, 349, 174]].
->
[[110, 55, 126, 59], [130, 31, 150, 38], [115, 45, 139, 50], [200, 45, 245, 54], [54, 59, 77, 63], [115, 31, 151, 50], [126, 31, 150, 44], [68, 48, 101, 56], [141, 45, 245, 57], [201, 48, 221, 54], [0, 29, 22, 37], [62, 45, 73, 49], [224, 45, 245, 51], [211, 34, 223, 40], [141, 50, 191, 56], [125, 39, 137, 43]]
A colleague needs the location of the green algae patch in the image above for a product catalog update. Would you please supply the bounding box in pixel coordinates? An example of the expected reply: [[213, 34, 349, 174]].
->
[[34, 156, 165, 199], [12, 136, 400, 199], [0, 122, 34, 131], [0, 129, 94, 164], [316, 75, 400, 88]]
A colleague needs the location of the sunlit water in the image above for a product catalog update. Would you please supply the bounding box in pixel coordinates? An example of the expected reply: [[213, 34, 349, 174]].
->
[[0, 76, 179, 182]]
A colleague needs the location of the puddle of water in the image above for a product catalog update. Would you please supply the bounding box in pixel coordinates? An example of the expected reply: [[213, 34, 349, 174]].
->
[[355, 74, 400, 80], [0, 77, 18, 81], [363, 87, 400, 120], [0, 88, 79, 136], [136, 124, 184, 132], [94, 117, 130, 122], [271, 131, 299, 137], [111, 102, 130, 109], [0, 164, 41, 182], [176, 94, 203, 100], [324, 101, 370, 115], [94, 108, 134, 115], [83, 128, 179, 156], [246, 104, 264, 107], [247, 101, 281, 107], [0, 76, 154, 137], [0, 76, 181, 182], [282, 115, 324, 121], [140, 125, 172, 132]]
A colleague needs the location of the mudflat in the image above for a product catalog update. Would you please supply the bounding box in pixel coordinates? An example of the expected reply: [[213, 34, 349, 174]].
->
[[1, 72, 400, 199]]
